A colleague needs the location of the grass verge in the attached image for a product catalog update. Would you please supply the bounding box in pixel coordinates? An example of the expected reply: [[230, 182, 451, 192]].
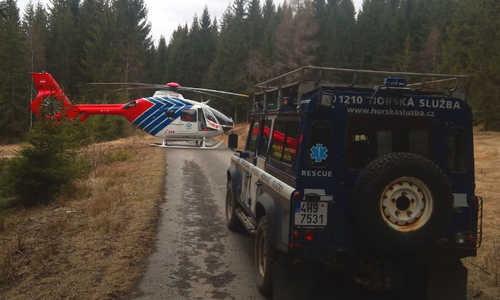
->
[[0, 134, 165, 299], [463, 129, 500, 300]]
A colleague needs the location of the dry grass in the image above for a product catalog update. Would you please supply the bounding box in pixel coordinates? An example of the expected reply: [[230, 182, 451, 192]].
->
[[0, 143, 23, 159], [0, 133, 165, 299], [464, 129, 500, 300]]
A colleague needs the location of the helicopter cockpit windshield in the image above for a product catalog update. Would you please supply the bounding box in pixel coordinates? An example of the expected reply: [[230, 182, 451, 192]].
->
[[201, 106, 234, 131], [208, 107, 234, 128]]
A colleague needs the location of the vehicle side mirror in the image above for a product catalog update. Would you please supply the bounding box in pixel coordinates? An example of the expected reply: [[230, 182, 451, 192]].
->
[[228, 133, 238, 150]]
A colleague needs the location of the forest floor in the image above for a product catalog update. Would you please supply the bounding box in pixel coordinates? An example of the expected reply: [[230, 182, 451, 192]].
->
[[464, 128, 500, 300], [0, 133, 166, 299]]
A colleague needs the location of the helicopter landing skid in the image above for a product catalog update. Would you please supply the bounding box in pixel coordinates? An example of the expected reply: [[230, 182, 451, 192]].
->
[[149, 139, 224, 150]]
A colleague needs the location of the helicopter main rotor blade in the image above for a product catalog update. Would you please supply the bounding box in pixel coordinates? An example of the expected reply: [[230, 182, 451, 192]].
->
[[179, 86, 249, 98], [88, 82, 249, 98], [89, 82, 169, 89], [185, 89, 229, 101]]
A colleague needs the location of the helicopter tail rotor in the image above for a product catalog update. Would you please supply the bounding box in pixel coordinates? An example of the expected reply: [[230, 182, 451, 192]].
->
[[31, 72, 75, 119]]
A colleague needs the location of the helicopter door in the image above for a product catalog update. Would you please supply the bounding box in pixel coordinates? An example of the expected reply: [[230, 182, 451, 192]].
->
[[198, 108, 206, 130], [202, 107, 220, 131]]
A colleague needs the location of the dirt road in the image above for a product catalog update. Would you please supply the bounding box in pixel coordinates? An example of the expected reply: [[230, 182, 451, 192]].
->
[[134, 147, 265, 300]]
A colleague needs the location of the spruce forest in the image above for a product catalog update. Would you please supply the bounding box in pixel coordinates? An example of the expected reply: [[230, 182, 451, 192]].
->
[[1, 0, 499, 143]]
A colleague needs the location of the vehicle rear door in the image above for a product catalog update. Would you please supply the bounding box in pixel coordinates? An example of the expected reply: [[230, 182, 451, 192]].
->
[[295, 107, 348, 249]]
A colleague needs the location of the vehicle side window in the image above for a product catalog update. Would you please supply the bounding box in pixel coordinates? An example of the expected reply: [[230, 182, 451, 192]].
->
[[258, 120, 272, 156], [447, 128, 467, 173], [181, 109, 197, 122], [248, 120, 260, 153], [346, 115, 432, 170], [270, 119, 300, 165]]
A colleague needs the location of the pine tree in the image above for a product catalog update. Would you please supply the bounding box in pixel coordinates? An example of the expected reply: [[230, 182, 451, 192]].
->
[[152, 36, 168, 83], [273, 1, 318, 73], [112, 0, 152, 83], [23, 1, 48, 73], [441, 0, 500, 130], [0, 0, 28, 141], [46, 0, 81, 94]]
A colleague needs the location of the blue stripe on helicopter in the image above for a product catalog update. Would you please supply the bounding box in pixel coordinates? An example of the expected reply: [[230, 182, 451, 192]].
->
[[148, 102, 191, 135], [133, 100, 164, 126], [138, 106, 171, 129], [144, 105, 190, 133], [149, 105, 191, 135], [142, 99, 187, 131], [135, 98, 172, 128], [134, 97, 189, 129]]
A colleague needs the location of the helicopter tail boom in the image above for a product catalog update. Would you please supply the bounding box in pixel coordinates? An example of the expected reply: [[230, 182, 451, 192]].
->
[[31, 72, 136, 122]]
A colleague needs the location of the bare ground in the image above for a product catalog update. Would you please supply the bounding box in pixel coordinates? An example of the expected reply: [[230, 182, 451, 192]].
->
[[0, 133, 165, 299], [464, 129, 500, 299]]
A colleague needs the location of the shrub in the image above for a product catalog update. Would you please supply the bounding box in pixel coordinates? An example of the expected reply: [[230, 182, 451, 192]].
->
[[104, 149, 133, 164], [7, 120, 90, 206]]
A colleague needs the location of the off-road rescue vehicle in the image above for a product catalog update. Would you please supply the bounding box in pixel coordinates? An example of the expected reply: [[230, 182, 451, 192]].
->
[[226, 66, 482, 299]]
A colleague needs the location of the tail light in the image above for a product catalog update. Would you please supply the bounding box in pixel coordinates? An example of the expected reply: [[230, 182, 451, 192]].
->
[[305, 231, 314, 241]]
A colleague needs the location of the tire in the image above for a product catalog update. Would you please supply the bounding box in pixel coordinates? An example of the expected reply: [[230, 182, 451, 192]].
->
[[225, 181, 243, 232], [255, 216, 274, 296], [352, 152, 453, 252]]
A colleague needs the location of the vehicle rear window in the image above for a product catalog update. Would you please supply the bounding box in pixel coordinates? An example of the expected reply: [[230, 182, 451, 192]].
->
[[447, 128, 467, 173], [346, 115, 432, 170]]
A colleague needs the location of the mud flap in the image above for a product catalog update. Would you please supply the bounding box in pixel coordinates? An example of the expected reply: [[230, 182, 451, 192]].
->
[[272, 256, 315, 300], [425, 260, 467, 300]]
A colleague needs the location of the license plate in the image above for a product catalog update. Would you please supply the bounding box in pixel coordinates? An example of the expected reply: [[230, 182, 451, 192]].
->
[[295, 201, 328, 226]]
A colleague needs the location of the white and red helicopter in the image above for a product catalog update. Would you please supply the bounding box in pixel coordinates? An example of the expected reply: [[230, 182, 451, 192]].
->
[[30, 73, 248, 149]]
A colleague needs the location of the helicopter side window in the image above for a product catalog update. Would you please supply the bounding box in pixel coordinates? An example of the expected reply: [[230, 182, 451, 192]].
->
[[181, 109, 197, 122], [123, 100, 137, 109], [165, 110, 176, 119]]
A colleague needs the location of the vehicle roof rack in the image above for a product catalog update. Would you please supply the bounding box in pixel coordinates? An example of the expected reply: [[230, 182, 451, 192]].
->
[[252, 66, 469, 113]]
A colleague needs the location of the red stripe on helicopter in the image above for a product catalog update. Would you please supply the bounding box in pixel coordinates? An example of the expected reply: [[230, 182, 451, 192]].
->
[[206, 120, 220, 129], [122, 99, 155, 122]]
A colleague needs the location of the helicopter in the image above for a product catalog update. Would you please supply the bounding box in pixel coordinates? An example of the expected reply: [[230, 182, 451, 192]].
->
[[30, 72, 248, 149]]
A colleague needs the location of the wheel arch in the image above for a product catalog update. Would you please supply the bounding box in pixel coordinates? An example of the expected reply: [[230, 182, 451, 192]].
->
[[227, 164, 242, 200], [256, 192, 284, 250]]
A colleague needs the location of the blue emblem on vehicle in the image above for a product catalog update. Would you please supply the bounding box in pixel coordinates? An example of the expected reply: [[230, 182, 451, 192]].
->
[[310, 144, 328, 163]]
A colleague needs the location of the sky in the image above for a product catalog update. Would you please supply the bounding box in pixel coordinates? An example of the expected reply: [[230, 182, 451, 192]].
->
[[16, 0, 364, 43]]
